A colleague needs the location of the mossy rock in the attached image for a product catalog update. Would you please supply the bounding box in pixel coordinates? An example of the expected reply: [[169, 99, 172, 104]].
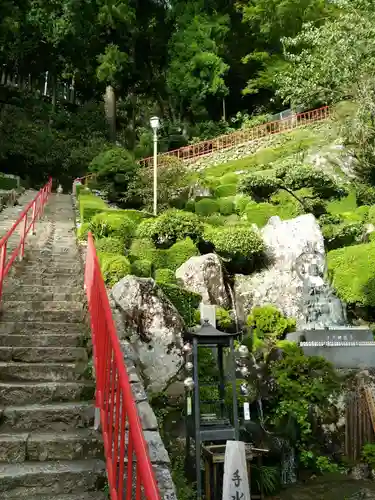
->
[[158, 283, 201, 326]]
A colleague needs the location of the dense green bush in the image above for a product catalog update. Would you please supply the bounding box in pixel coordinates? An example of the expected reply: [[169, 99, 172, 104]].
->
[[302, 197, 327, 217], [95, 237, 124, 254], [79, 194, 108, 222], [158, 283, 201, 326], [234, 195, 253, 215], [284, 165, 348, 199], [204, 225, 265, 272], [220, 173, 238, 185], [367, 206, 375, 225], [131, 259, 153, 277], [89, 212, 136, 246], [99, 254, 131, 287], [319, 213, 343, 225], [185, 199, 196, 212], [216, 308, 234, 331], [342, 206, 369, 223], [129, 238, 167, 269], [214, 183, 237, 198], [167, 238, 199, 271], [356, 183, 375, 206], [322, 222, 364, 250], [328, 241, 375, 306], [77, 222, 90, 241], [247, 305, 296, 339], [218, 197, 234, 215], [194, 198, 219, 216], [136, 209, 203, 248], [270, 191, 303, 219], [155, 268, 178, 284], [205, 214, 226, 226], [246, 202, 278, 227], [239, 173, 279, 201]]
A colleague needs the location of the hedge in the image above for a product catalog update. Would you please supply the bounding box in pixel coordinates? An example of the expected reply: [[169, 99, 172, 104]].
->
[[218, 197, 234, 215], [89, 212, 136, 247], [95, 237, 124, 255], [195, 198, 219, 216], [79, 194, 108, 222], [166, 238, 199, 271], [234, 195, 253, 215], [129, 238, 167, 269], [99, 253, 131, 287], [131, 259, 153, 277], [328, 241, 375, 306], [214, 184, 237, 198], [155, 268, 178, 285], [158, 283, 201, 326], [96, 208, 152, 224], [220, 173, 238, 185], [322, 222, 364, 251]]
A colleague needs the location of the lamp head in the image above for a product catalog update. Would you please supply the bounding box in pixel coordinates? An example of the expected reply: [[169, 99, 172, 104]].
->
[[150, 116, 160, 131]]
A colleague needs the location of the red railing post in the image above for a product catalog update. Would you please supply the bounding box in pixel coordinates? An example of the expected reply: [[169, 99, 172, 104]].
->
[[19, 213, 27, 261], [31, 200, 36, 235], [0, 241, 7, 306]]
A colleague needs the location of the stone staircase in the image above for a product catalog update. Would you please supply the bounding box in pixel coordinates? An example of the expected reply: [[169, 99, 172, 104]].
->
[[0, 193, 106, 499]]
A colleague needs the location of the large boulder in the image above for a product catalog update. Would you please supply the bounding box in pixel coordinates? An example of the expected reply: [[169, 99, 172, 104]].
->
[[111, 276, 184, 394], [176, 253, 229, 307], [234, 214, 325, 327]]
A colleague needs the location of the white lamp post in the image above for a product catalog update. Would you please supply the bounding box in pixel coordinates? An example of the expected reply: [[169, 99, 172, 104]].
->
[[150, 116, 160, 216]]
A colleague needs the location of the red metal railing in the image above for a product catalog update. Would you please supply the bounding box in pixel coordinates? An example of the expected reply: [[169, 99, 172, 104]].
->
[[84, 232, 161, 500], [139, 105, 331, 167], [0, 177, 52, 305]]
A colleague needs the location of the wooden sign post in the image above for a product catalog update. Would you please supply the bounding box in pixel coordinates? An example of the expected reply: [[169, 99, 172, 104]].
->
[[222, 441, 251, 500]]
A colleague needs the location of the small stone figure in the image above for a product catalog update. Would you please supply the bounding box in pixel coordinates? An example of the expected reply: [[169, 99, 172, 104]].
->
[[57, 184, 63, 194]]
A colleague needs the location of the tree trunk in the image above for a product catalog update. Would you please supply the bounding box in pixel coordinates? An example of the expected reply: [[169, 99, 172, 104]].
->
[[104, 85, 117, 142]]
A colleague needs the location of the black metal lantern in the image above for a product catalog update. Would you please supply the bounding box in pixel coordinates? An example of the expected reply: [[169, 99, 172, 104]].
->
[[183, 321, 240, 499]]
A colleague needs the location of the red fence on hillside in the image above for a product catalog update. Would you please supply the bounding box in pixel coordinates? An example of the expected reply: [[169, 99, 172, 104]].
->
[[139, 105, 331, 167], [84, 232, 161, 500], [0, 177, 52, 305]]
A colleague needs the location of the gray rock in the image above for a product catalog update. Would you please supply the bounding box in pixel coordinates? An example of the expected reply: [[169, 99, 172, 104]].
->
[[176, 253, 229, 307], [111, 276, 184, 394], [234, 214, 325, 326]]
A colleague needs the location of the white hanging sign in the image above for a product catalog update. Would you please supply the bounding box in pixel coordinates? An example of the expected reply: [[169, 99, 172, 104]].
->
[[222, 441, 251, 500]]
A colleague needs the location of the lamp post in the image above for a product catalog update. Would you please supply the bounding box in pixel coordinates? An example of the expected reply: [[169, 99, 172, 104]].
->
[[150, 116, 160, 216]]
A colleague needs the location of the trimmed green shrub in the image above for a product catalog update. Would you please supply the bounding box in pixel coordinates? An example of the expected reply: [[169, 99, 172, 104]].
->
[[239, 173, 279, 201], [218, 197, 234, 215], [129, 238, 167, 269], [136, 209, 203, 248], [319, 213, 343, 225], [247, 305, 296, 339], [356, 183, 375, 206], [95, 237, 124, 255], [195, 198, 219, 216], [323, 222, 364, 251], [131, 259, 153, 277], [185, 199, 196, 213], [204, 225, 265, 272], [216, 308, 234, 331], [234, 195, 253, 215], [328, 241, 375, 306], [214, 184, 237, 198], [89, 212, 136, 247], [77, 222, 90, 241], [246, 203, 278, 227], [155, 268, 178, 285], [167, 238, 199, 271], [284, 165, 348, 199], [342, 206, 369, 223], [205, 214, 226, 226], [220, 173, 238, 185], [302, 197, 327, 217], [79, 194, 108, 222], [99, 254, 131, 287], [158, 283, 201, 326], [270, 191, 303, 219], [100, 208, 151, 223]]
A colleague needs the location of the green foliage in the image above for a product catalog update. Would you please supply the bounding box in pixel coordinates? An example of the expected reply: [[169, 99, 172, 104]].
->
[[328, 241, 375, 306], [99, 254, 131, 287], [322, 222, 364, 251], [79, 194, 108, 223], [137, 209, 203, 248], [342, 206, 369, 223], [155, 268, 178, 285], [368, 206, 375, 225], [240, 173, 279, 201], [220, 173, 238, 185], [131, 259, 153, 278], [300, 451, 341, 474], [356, 184, 375, 207], [234, 195, 253, 215], [89, 212, 136, 246], [166, 238, 199, 271], [362, 444, 375, 469], [218, 197, 234, 215], [194, 198, 219, 216], [158, 283, 201, 326], [89, 147, 139, 205], [247, 306, 296, 340], [129, 239, 167, 269], [214, 183, 237, 198], [216, 308, 234, 331], [95, 237, 124, 255], [270, 190, 303, 219], [77, 222, 90, 241], [185, 199, 195, 213], [246, 202, 278, 227]]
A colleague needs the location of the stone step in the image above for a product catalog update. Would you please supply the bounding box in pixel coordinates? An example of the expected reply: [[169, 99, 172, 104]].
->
[[2, 492, 107, 500], [2, 301, 83, 313], [0, 322, 87, 335], [3, 287, 83, 302], [0, 333, 85, 347], [21, 266, 82, 276], [0, 362, 86, 382], [0, 459, 106, 496], [0, 381, 95, 406], [0, 402, 94, 432], [0, 429, 103, 463], [13, 274, 83, 286], [0, 310, 83, 323], [0, 347, 87, 363]]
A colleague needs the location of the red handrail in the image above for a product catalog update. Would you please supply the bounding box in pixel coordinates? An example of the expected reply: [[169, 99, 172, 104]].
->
[[84, 232, 161, 500], [0, 177, 52, 305]]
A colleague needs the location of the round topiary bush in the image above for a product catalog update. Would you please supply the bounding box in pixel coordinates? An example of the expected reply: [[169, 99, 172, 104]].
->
[[155, 268, 178, 284], [220, 173, 238, 185], [138, 209, 203, 248], [136, 218, 157, 239], [239, 173, 279, 201], [214, 184, 237, 198], [131, 259, 153, 277], [90, 212, 136, 247], [247, 305, 296, 339], [185, 199, 196, 213], [218, 197, 234, 216], [129, 238, 167, 269], [167, 238, 200, 271], [99, 254, 131, 287], [246, 203, 278, 227], [95, 237, 124, 255], [195, 198, 219, 216], [234, 195, 253, 215]]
